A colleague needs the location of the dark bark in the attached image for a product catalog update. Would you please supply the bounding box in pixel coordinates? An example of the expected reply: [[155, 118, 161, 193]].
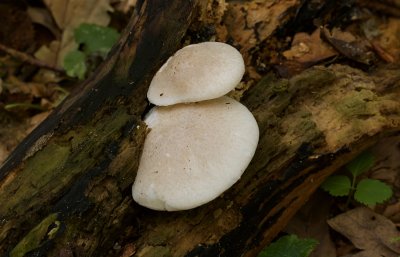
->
[[0, 1, 202, 256], [1, 1, 400, 257]]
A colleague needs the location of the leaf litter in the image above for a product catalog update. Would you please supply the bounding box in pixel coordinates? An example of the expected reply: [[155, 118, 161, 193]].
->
[[0, 0, 127, 162]]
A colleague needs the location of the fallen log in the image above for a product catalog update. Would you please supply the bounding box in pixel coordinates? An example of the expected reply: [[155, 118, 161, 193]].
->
[[1, 1, 400, 257]]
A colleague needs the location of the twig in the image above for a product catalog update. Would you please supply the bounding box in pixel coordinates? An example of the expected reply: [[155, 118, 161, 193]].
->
[[0, 43, 64, 73]]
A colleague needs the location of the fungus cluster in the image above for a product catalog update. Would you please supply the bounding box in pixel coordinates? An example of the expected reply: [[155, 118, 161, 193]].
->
[[132, 42, 259, 211]]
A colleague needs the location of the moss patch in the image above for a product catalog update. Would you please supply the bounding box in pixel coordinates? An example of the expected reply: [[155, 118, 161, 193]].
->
[[10, 213, 59, 257]]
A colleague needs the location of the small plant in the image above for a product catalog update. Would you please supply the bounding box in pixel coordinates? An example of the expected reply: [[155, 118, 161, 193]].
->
[[63, 23, 120, 79], [321, 151, 393, 206], [257, 234, 318, 257]]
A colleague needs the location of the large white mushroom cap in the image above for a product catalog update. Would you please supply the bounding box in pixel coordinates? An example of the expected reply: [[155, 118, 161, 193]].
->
[[147, 42, 245, 106], [132, 96, 259, 211]]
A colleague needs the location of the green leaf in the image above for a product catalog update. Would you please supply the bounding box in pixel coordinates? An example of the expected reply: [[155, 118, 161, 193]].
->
[[354, 178, 393, 206], [320, 175, 352, 197], [74, 23, 120, 57], [63, 50, 87, 79], [258, 235, 318, 257], [346, 151, 374, 177], [390, 236, 400, 243]]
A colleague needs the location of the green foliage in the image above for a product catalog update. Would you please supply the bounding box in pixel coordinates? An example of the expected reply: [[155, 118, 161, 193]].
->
[[74, 24, 120, 57], [321, 175, 351, 196], [346, 151, 374, 177], [390, 236, 400, 243], [63, 23, 120, 79], [257, 235, 318, 257], [321, 151, 392, 206], [64, 50, 87, 79], [354, 179, 393, 205]]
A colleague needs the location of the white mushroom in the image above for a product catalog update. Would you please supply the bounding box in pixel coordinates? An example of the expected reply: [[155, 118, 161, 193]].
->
[[147, 42, 245, 106], [132, 96, 259, 211]]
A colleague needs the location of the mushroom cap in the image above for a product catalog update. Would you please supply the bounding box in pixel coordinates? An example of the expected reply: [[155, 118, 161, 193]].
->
[[132, 96, 259, 211], [147, 42, 245, 106]]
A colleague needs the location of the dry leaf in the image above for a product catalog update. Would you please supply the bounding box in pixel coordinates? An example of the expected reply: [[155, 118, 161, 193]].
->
[[285, 193, 336, 257], [283, 28, 337, 63], [375, 18, 400, 62], [370, 136, 400, 185], [112, 0, 137, 14], [328, 207, 400, 257], [321, 27, 376, 65], [342, 249, 387, 257], [34, 41, 61, 67], [43, 0, 113, 65], [0, 3, 35, 51], [27, 7, 60, 38]]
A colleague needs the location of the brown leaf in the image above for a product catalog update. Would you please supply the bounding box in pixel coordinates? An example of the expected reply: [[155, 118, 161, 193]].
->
[[43, 0, 113, 65], [0, 3, 35, 51], [27, 7, 61, 39], [374, 18, 400, 62], [283, 28, 337, 64], [328, 207, 400, 257], [113, 0, 137, 14], [342, 249, 387, 257], [321, 27, 376, 65], [285, 193, 336, 257]]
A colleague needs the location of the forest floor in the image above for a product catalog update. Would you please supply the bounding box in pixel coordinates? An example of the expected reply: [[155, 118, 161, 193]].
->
[[0, 1, 399, 256]]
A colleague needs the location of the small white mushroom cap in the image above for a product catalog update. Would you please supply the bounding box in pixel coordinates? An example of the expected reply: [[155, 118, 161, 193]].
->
[[147, 42, 245, 106], [132, 96, 259, 211]]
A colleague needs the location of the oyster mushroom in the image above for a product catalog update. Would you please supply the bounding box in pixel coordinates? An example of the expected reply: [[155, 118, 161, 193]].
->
[[147, 42, 245, 106], [132, 96, 259, 211]]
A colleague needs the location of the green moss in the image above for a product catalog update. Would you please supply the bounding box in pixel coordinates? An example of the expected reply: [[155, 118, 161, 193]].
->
[[10, 213, 59, 257], [148, 232, 170, 245], [290, 68, 336, 91], [0, 143, 71, 213], [140, 246, 171, 257], [335, 90, 377, 117], [1, 108, 132, 216], [272, 79, 289, 93]]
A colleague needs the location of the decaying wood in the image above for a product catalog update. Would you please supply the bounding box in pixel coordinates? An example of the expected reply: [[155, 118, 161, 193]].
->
[[0, 0, 202, 256], [1, 1, 400, 257]]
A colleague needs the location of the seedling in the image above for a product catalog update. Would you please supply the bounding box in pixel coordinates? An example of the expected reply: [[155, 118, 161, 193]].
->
[[257, 234, 318, 257], [321, 151, 392, 206], [63, 23, 120, 79]]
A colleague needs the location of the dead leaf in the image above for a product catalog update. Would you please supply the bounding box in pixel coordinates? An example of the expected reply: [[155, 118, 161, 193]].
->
[[27, 7, 60, 39], [328, 207, 400, 257], [0, 3, 35, 51], [375, 18, 400, 62], [34, 41, 61, 67], [285, 193, 336, 257], [112, 0, 137, 14], [342, 249, 387, 257], [0, 111, 30, 164], [120, 243, 136, 257], [321, 27, 376, 65], [370, 136, 400, 185], [283, 28, 337, 63], [368, 136, 400, 223], [43, 0, 113, 65]]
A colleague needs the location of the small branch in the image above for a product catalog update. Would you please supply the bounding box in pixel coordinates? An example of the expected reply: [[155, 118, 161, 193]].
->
[[0, 43, 64, 73]]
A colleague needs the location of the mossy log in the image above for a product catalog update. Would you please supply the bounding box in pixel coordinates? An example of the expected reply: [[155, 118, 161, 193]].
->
[[1, 1, 400, 257]]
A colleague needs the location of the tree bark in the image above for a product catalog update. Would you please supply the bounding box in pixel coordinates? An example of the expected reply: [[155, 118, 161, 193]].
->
[[1, 1, 400, 257]]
